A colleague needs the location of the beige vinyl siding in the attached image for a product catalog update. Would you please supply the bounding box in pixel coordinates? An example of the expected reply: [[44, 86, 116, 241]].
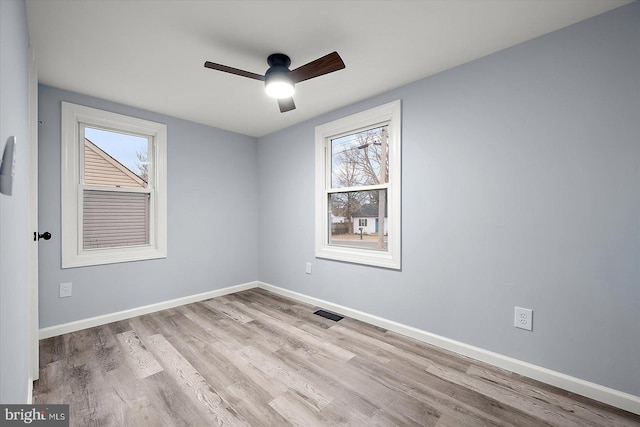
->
[[82, 139, 150, 249], [83, 190, 150, 249], [84, 139, 146, 188]]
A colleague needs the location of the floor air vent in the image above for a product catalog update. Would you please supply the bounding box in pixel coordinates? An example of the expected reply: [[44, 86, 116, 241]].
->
[[314, 309, 344, 322]]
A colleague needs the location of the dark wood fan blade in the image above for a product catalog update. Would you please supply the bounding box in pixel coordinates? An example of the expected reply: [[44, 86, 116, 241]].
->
[[204, 61, 265, 81], [278, 97, 296, 113], [289, 51, 345, 84]]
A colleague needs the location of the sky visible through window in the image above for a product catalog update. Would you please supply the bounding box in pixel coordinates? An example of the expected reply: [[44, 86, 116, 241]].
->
[[84, 127, 148, 174]]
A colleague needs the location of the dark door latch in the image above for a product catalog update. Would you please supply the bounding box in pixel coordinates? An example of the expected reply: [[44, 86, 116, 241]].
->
[[34, 231, 52, 241]]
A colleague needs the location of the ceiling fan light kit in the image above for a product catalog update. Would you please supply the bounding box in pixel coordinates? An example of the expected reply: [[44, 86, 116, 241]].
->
[[204, 51, 345, 113], [265, 79, 294, 98]]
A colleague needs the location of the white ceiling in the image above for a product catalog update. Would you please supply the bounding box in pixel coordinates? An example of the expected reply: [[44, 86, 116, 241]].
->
[[26, 0, 630, 138]]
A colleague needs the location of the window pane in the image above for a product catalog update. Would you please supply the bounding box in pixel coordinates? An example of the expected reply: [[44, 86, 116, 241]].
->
[[83, 189, 150, 249], [329, 189, 387, 251], [84, 127, 149, 188], [331, 125, 389, 188]]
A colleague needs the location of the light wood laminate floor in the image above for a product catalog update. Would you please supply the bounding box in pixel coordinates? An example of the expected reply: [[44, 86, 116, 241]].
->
[[34, 288, 640, 426]]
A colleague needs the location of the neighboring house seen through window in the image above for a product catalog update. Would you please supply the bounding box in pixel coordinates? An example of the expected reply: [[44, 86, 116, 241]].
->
[[83, 131, 149, 250], [315, 100, 401, 269], [61, 102, 167, 268]]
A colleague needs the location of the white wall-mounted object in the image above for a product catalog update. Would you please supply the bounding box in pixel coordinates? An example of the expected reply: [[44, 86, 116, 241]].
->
[[59, 283, 72, 298], [515, 306, 533, 331], [0, 136, 16, 195]]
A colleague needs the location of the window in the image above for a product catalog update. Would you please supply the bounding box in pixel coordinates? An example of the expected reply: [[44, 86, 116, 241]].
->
[[315, 100, 401, 269], [61, 102, 167, 268]]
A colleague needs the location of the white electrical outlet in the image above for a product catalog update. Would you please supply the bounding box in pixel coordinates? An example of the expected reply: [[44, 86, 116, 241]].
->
[[59, 282, 72, 298], [514, 306, 533, 331], [305, 262, 312, 275]]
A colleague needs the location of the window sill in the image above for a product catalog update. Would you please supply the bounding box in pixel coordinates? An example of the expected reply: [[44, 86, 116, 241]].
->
[[61, 246, 166, 269], [315, 245, 400, 270]]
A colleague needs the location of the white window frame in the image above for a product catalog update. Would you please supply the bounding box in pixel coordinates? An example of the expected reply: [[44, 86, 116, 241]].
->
[[315, 100, 401, 269], [61, 102, 167, 268]]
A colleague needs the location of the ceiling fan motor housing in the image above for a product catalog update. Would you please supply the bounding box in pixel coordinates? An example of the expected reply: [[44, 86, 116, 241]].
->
[[266, 53, 291, 71], [265, 53, 295, 98]]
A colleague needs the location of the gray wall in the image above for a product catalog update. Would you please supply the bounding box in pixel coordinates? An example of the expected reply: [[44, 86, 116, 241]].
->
[[38, 86, 259, 328], [0, 0, 32, 403], [257, 3, 640, 396]]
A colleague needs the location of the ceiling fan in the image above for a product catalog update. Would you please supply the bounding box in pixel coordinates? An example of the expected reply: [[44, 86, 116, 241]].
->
[[204, 51, 345, 113]]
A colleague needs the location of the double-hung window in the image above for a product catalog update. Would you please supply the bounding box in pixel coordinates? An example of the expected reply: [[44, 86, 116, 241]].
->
[[61, 102, 167, 268], [315, 100, 401, 269]]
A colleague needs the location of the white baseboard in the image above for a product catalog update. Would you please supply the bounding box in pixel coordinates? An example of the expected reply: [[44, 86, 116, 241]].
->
[[38, 281, 258, 340], [257, 281, 640, 416]]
